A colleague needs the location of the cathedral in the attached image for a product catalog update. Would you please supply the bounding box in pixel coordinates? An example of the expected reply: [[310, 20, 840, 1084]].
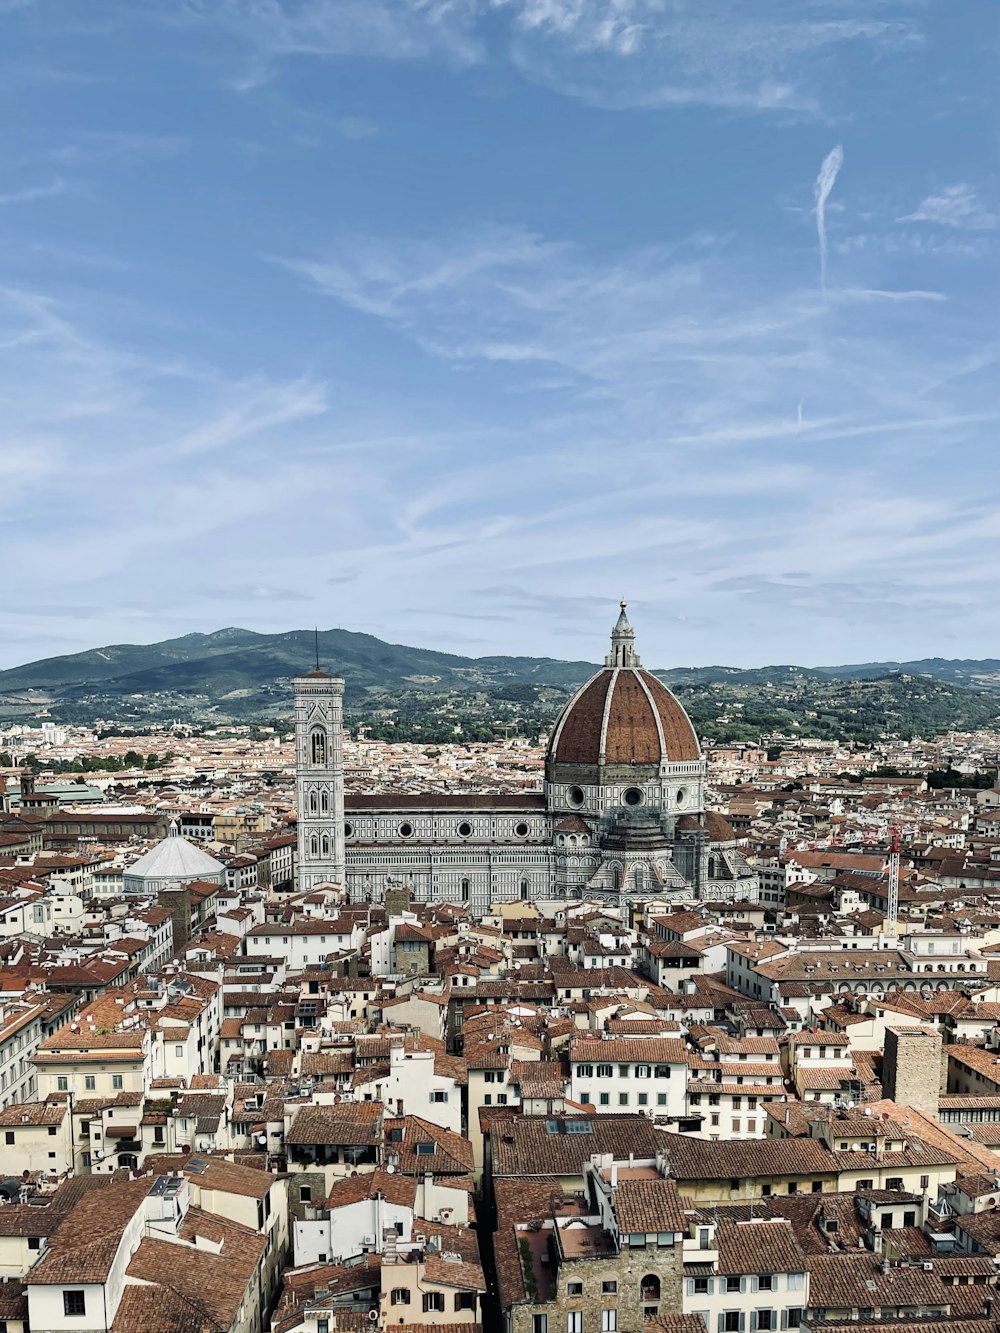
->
[[294, 605, 757, 914]]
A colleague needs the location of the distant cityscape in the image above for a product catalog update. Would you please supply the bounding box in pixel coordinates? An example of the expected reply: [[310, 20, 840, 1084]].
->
[[0, 611, 999, 1332]]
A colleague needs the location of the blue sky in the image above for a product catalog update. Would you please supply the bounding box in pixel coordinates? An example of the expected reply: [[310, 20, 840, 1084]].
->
[[2, 0, 998, 671]]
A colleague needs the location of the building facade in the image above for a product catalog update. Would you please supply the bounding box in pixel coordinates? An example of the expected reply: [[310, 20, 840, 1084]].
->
[[294, 607, 757, 914]]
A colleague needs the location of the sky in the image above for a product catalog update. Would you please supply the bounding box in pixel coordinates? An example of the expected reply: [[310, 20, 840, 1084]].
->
[[1, 0, 999, 672]]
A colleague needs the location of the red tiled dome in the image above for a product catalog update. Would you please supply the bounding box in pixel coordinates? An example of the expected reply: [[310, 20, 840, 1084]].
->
[[547, 666, 700, 771]]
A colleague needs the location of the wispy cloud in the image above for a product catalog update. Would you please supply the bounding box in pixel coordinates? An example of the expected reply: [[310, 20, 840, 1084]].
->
[[167, 0, 921, 116], [900, 183, 998, 231], [0, 176, 65, 206], [814, 144, 843, 294], [47, 131, 190, 165]]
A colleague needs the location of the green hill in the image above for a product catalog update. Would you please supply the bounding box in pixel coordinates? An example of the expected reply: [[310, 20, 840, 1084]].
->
[[2, 629, 999, 742]]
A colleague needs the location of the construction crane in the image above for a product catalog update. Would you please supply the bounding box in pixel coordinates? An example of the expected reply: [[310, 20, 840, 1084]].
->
[[886, 825, 901, 939]]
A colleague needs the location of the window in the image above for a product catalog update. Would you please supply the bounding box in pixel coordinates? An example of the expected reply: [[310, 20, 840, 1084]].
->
[[84, 1076, 96, 1091], [637, 1093, 648, 1106], [722, 1313, 743, 1332], [710, 1114, 720, 1127], [788, 1274, 804, 1292], [903, 1210, 916, 1227], [657, 1093, 667, 1106], [636, 1065, 651, 1079], [48, 1126, 57, 1137], [310, 729, 327, 765], [654, 1065, 671, 1079], [886, 1177, 903, 1191], [578, 1064, 594, 1078], [3, 1133, 11, 1145], [755, 1276, 774, 1292], [455, 1293, 477, 1311], [430, 1091, 448, 1104], [754, 1311, 775, 1331], [112, 1075, 123, 1090], [733, 1119, 741, 1133], [57, 1077, 68, 1092], [596, 1064, 613, 1078], [785, 1312, 802, 1330], [64, 1291, 86, 1317], [599, 1093, 610, 1106], [726, 1277, 743, 1294], [692, 1278, 712, 1295], [299, 1186, 312, 1203], [391, 1289, 409, 1306], [415, 1142, 435, 1155], [601, 1312, 617, 1332], [422, 1294, 445, 1314], [567, 1316, 583, 1333], [175, 1045, 184, 1058], [28, 1236, 40, 1250], [318, 1321, 330, 1333], [619, 1093, 629, 1107], [857, 1179, 873, 1191], [567, 1283, 584, 1296], [533, 1317, 548, 1333], [602, 1281, 618, 1294]]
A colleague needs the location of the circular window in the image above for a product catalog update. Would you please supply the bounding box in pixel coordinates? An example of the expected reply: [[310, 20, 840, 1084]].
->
[[514, 822, 529, 838], [675, 788, 687, 806], [568, 786, 585, 807], [457, 821, 472, 837], [344, 823, 353, 839], [623, 787, 643, 807], [399, 822, 413, 838]]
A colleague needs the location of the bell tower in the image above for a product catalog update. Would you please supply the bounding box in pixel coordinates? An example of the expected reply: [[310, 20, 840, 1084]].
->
[[293, 655, 345, 891]]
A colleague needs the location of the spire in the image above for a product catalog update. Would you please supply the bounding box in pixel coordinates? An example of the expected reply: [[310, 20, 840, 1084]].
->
[[314, 627, 320, 671], [605, 599, 641, 668]]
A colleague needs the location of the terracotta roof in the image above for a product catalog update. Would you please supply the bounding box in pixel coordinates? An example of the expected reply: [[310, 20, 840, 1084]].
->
[[612, 1176, 685, 1233], [27, 1176, 152, 1285], [326, 1169, 416, 1210], [715, 1217, 807, 1275], [491, 1113, 660, 1178], [549, 667, 700, 768], [286, 1101, 382, 1146], [569, 1037, 687, 1064]]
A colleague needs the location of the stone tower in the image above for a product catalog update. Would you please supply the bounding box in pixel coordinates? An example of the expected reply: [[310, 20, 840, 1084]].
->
[[882, 1025, 943, 1114], [293, 661, 345, 891]]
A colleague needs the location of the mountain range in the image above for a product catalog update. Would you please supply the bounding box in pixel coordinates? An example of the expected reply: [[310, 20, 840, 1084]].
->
[[2, 627, 1000, 743]]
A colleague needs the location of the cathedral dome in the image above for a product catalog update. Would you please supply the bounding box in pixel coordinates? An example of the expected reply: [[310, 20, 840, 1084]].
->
[[545, 604, 700, 781]]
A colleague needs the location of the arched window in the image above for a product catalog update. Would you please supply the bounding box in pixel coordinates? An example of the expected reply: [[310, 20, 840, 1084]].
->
[[520, 880, 529, 900], [310, 836, 318, 857], [309, 792, 318, 815], [322, 836, 330, 857], [641, 1275, 661, 1303], [461, 878, 470, 902], [634, 865, 644, 892], [321, 791, 329, 813], [708, 856, 717, 878], [612, 864, 621, 892], [311, 728, 327, 765]]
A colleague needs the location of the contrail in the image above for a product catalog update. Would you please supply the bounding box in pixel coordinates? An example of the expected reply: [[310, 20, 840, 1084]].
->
[[814, 144, 843, 295]]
